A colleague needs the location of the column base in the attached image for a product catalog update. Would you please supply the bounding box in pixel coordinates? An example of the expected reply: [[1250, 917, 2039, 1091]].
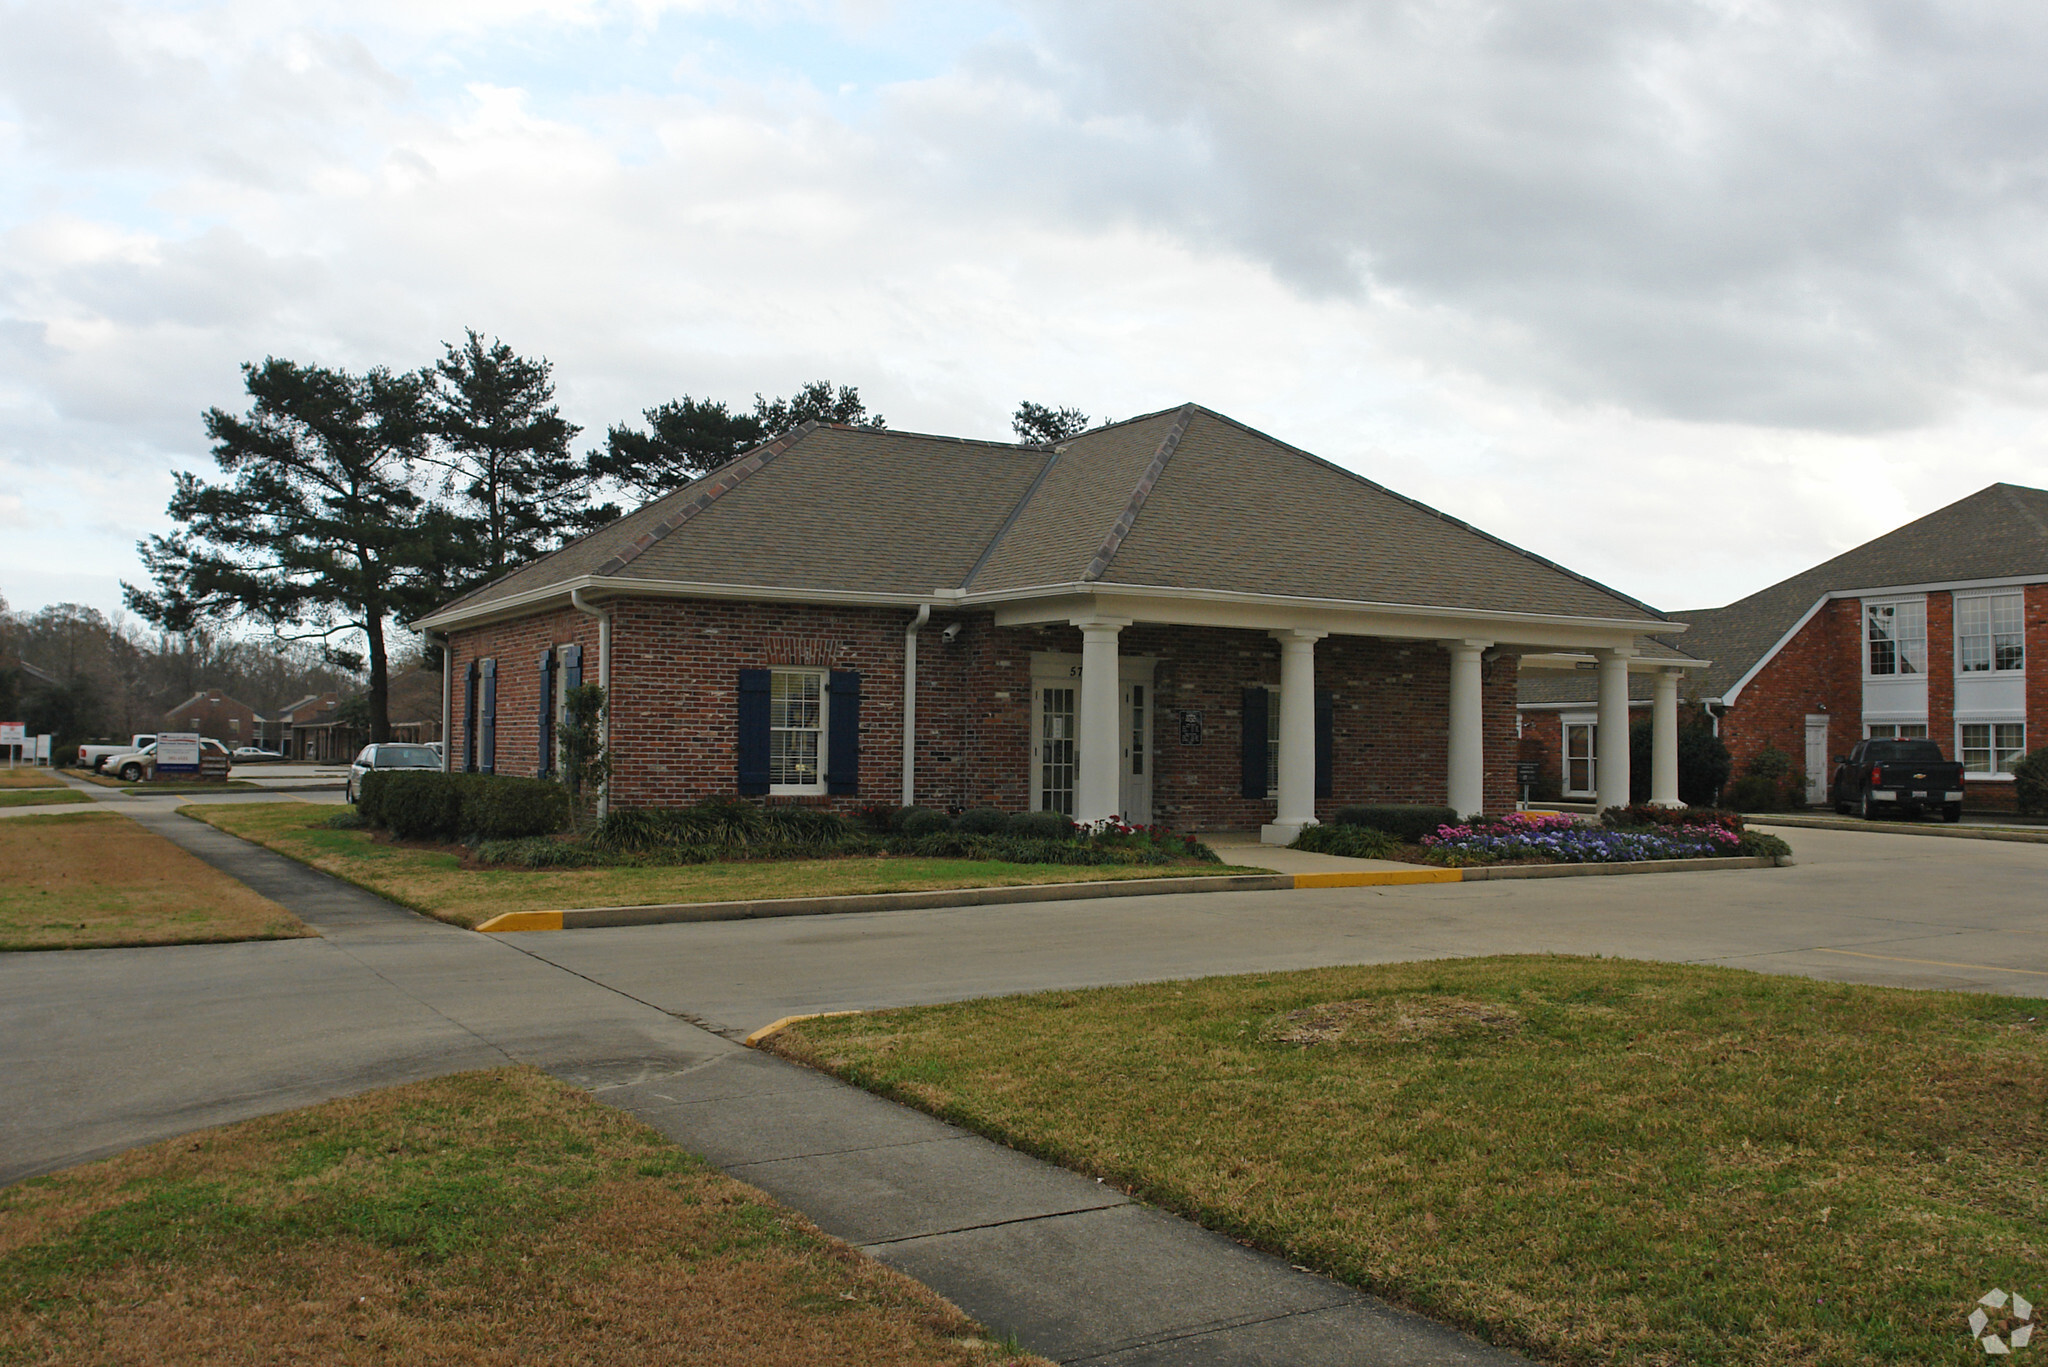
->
[[1647, 798, 1686, 809], [1261, 819, 1317, 846]]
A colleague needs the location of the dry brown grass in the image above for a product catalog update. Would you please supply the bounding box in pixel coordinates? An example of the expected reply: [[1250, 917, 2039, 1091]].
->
[[0, 1068, 1047, 1367], [0, 770, 65, 789], [0, 790, 88, 809], [0, 812, 311, 950]]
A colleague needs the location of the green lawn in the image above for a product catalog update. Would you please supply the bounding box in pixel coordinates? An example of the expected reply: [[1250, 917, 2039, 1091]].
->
[[73, 770, 263, 792], [0, 1068, 1044, 1366], [768, 956, 2047, 1367], [187, 802, 1268, 930], [0, 788, 89, 808]]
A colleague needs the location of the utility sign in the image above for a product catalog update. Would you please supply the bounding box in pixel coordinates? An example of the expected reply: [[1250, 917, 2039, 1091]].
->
[[156, 732, 202, 775], [0, 723, 22, 745], [1177, 710, 1205, 746]]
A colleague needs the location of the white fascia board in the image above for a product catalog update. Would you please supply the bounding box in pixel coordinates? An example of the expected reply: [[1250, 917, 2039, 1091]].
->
[[1516, 698, 1650, 711], [971, 582, 1673, 647], [1721, 593, 1832, 706], [1824, 572, 2048, 600], [413, 576, 938, 632], [1519, 652, 1711, 673]]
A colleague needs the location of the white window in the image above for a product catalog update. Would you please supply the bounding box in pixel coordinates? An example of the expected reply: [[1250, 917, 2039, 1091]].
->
[[1864, 723, 1928, 741], [1960, 722, 2025, 777], [768, 669, 825, 792], [1866, 599, 1926, 676], [1037, 686, 1076, 814], [1563, 721, 1596, 796], [1957, 593, 2025, 673]]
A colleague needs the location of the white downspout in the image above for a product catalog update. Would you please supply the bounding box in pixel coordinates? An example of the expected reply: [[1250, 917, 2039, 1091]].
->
[[570, 588, 612, 820], [433, 632, 451, 773], [902, 603, 931, 806]]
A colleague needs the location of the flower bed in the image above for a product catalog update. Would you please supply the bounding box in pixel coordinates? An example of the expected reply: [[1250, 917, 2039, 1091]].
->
[[1294, 807, 1790, 866]]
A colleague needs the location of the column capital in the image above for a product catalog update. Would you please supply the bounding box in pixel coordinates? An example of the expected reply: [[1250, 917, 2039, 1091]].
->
[[1269, 628, 1328, 645], [1071, 616, 1131, 635], [1438, 637, 1495, 654], [1658, 666, 1686, 679], [1598, 645, 1636, 662]]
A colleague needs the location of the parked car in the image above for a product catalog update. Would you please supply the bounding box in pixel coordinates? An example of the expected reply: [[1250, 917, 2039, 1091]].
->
[[108, 738, 233, 783], [347, 743, 444, 803], [78, 734, 157, 772], [232, 746, 284, 761], [1829, 739, 1967, 822]]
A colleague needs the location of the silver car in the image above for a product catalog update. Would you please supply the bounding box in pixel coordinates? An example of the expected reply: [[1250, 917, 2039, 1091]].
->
[[347, 743, 444, 803]]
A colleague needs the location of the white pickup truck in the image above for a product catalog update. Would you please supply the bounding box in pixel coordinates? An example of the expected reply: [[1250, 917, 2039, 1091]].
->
[[78, 734, 156, 772]]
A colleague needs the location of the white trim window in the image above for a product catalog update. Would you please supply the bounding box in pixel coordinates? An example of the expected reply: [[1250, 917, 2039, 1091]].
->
[[1865, 599, 1927, 676], [1563, 720, 1596, 797], [768, 669, 826, 792], [1960, 722, 2025, 778], [1036, 684, 1077, 814], [1957, 593, 2025, 673], [1864, 723, 1928, 740]]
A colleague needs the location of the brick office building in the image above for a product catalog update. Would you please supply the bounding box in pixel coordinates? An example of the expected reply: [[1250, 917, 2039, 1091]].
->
[[417, 405, 1692, 838], [1519, 483, 2048, 810], [160, 690, 262, 748]]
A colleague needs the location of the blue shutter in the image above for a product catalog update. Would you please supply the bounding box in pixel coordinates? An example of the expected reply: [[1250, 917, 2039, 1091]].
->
[[538, 649, 555, 777], [464, 663, 479, 772], [480, 658, 497, 774], [1315, 689, 1334, 800], [563, 644, 583, 694], [1240, 687, 1268, 799], [826, 670, 862, 795], [736, 669, 771, 795]]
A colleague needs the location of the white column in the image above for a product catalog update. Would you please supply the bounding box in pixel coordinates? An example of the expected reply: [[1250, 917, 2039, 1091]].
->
[[1261, 629, 1326, 845], [1444, 638, 1491, 817], [1595, 647, 1632, 812], [1650, 668, 1683, 808], [1074, 618, 1128, 826]]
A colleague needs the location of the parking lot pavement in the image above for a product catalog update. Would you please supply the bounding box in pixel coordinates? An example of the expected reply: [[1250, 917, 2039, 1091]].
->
[[510, 823, 2048, 1038]]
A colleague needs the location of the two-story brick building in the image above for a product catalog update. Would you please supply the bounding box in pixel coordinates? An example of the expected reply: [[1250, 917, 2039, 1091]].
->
[[160, 691, 262, 749], [1520, 483, 2048, 810], [417, 405, 1696, 836]]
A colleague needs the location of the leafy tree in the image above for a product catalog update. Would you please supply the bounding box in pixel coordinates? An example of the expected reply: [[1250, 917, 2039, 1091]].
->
[[427, 330, 611, 579], [589, 381, 884, 503], [1012, 401, 1091, 444], [124, 358, 457, 745], [559, 681, 609, 830]]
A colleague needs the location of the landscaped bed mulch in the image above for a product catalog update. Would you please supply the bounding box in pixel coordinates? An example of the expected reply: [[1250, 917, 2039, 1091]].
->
[[186, 803, 1270, 931], [0, 811, 311, 951], [766, 955, 2045, 1367], [0, 1067, 1046, 1367]]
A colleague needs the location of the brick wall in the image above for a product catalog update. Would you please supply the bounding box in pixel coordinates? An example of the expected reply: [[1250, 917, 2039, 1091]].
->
[[453, 598, 1528, 826], [163, 694, 261, 746], [1720, 598, 1860, 782]]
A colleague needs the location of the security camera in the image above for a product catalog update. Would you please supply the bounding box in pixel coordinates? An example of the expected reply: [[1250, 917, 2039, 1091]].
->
[[940, 622, 963, 642]]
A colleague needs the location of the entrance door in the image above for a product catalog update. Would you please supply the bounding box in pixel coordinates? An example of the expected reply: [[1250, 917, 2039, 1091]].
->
[[1120, 681, 1152, 825], [1563, 721, 1596, 798], [1803, 715, 1829, 806]]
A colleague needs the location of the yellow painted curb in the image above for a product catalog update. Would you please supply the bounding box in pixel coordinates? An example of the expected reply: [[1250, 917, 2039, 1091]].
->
[[474, 909, 565, 933], [744, 1010, 863, 1048], [1292, 869, 1464, 888]]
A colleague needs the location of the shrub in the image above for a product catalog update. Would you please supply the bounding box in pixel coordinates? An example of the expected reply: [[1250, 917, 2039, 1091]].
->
[[1007, 810, 1078, 841], [1627, 715, 1734, 807], [1331, 805, 1461, 842], [955, 806, 1011, 835], [462, 775, 571, 841], [471, 837, 610, 868], [1291, 823, 1399, 860], [356, 769, 390, 825], [759, 805, 853, 843], [853, 804, 914, 834], [2014, 748, 2048, 816], [379, 771, 465, 841], [1737, 830, 1793, 861], [902, 830, 978, 857], [1602, 804, 1744, 834], [325, 807, 370, 830], [900, 806, 955, 837]]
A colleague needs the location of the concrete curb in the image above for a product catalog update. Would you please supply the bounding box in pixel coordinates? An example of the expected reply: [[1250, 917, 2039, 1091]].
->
[[1753, 815, 2048, 845], [473, 856, 1785, 932]]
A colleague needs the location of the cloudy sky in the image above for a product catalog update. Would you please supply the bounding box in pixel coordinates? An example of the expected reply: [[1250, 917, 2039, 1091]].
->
[[7, 0, 2048, 627]]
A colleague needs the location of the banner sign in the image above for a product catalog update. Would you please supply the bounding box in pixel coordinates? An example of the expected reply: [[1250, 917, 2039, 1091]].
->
[[156, 732, 203, 775]]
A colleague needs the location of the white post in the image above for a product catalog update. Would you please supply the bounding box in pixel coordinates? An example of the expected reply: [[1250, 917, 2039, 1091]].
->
[[1444, 638, 1491, 817], [1650, 668, 1683, 808], [1595, 647, 1632, 812], [1261, 629, 1326, 844], [1074, 618, 1128, 825]]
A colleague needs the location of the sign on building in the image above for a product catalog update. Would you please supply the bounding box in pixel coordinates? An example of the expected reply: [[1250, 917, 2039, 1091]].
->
[[156, 732, 203, 775]]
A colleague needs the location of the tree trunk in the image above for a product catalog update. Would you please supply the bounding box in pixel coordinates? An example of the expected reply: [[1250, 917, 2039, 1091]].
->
[[365, 613, 391, 744]]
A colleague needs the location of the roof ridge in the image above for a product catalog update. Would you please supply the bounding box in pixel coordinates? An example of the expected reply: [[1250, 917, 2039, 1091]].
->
[[960, 445, 1065, 591], [1998, 483, 2048, 541], [1080, 405, 1196, 583], [592, 423, 818, 577], [1183, 405, 1672, 624]]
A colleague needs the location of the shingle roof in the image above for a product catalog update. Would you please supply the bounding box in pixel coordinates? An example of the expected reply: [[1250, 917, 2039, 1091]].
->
[[1518, 482, 2048, 706], [423, 404, 1667, 627]]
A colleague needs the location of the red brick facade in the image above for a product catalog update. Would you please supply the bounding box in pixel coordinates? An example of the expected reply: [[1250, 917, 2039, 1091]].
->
[[161, 692, 261, 747], [446, 597, 1524, 829]]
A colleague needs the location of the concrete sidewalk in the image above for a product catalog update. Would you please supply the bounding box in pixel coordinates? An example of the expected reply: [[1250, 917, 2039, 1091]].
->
[[7, 805, 1527, 1366]]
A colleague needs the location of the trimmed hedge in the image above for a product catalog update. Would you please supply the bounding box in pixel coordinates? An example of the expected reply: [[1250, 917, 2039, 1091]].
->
[[591, 801, 853, 854], [900, 806, 955, 837], [955, 806, 1010, 835], [1006, 810, 1078, 841], [359, 770, 569, 842], [1331, 804, 1460, 842], [1291, 823, 1399, 859], [1601, 804, 1745, 833], [2014, 748, 2048, 816]]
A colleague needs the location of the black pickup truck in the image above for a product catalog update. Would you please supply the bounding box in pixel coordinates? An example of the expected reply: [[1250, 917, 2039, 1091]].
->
[[1828, 739, 1967, 822]]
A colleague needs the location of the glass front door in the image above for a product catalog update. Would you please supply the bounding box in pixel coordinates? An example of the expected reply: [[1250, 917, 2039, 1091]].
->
[[1564, 722, 1596, 797]]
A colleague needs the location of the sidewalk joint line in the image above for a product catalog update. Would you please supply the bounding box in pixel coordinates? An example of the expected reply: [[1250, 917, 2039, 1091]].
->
[[1060, 1298, 1363, 1362], [856, 1199, 1132, 1249]]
